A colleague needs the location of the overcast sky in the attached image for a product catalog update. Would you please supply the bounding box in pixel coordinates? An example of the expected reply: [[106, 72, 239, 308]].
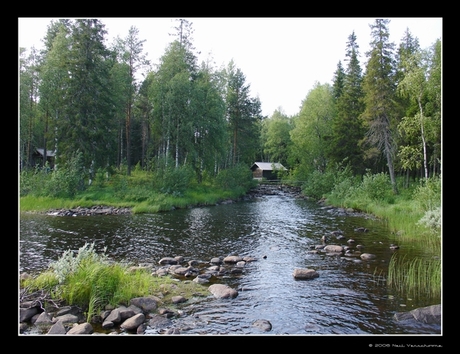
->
[[18, 17, 442, 117]]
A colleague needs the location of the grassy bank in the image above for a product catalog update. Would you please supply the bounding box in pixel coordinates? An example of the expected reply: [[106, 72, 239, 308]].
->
[[19, 184, 248, 214], [20, 163, 257, 214], [322, 174, 441, 301], [20, 242, 209, 322]]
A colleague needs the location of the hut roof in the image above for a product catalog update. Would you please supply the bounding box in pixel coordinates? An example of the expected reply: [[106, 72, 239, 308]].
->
[[34, 148, 55, 157], [250, 162, 287, 171]]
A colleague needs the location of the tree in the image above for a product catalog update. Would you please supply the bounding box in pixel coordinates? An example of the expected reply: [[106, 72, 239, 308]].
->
[[261, 109, 292, 168], [187, 61, 227, 182], [149, 20, 199, 170], [394, 28, 422, 184], [332, 61, 345, 101], [19, 46, 40, 169], [290, 82, 335, 176], [425, 39, 442, 177], [225, 60, 262, 166], [55, 19, 115, 174], [135, 72, 155, 170], [37, 21, 72, 171], [329, 31, 365, 175], [397, 48, 431, 179], [361, 19, 399, 194], [112, 25, 149, 175]]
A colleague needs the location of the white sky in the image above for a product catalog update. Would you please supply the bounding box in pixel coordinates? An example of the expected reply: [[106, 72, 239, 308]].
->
[[18, 17, 442, 117]]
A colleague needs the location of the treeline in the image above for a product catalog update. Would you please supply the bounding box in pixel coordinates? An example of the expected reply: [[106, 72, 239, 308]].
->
[[20, 19, 261, 183], [20, 19, 441, 194], [261, 20, 441, 195]]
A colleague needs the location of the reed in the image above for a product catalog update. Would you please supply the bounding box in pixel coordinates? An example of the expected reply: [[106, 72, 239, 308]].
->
[[325, 173, 441, 301], [387, 253, 441, 301]]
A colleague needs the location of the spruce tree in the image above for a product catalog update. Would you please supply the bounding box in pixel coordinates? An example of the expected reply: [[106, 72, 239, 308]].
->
[[330, 31, 365, 175], [361, 19, 399, 194]]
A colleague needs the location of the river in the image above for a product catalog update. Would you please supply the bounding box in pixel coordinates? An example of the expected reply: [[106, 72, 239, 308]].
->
[[19, 191, 441, 335]]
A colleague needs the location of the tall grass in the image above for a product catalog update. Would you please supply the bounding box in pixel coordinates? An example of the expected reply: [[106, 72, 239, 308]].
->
[[388, 253, 442, 301], [324, 169, 441, 300], [21, 242, 209, 322]]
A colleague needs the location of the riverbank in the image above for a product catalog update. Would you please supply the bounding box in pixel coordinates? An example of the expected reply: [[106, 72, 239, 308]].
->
[[21, 184, 306, 216], [20, 253, 442, 335]]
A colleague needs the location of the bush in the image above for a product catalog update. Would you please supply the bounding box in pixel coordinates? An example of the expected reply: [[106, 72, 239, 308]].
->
[[358, 171, 392, 202], [329, 176, 359, 201], [214, 164, 257, 191], [19, 167, 47, 197], [302, 170, 335, 199], [50, 242, 109, 284], [417, 206, 441, 236], [412, 175, 441, 212], [302, 163, 353, 200]]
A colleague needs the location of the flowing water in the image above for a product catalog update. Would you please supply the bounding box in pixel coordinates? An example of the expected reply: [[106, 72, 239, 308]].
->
[[19, 192, 441, 335]]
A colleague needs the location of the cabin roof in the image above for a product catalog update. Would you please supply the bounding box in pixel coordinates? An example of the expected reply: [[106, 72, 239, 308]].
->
[[250, 162, 287, 171], [34, 148, 55, 157]]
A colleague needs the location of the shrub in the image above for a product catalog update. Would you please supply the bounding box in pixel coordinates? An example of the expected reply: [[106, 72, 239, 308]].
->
[[329, 176, 358, 201], [50, 242, 109, 284], [302, 170, 335, 199], [412, 175, 441, 212], [417, 206, 442, 236], [44, 151, 87, 198], [215, 164, 257, 191], [358, 171, 392, 201], [150, 157, 195, 196], [302, 163, 353, 200]]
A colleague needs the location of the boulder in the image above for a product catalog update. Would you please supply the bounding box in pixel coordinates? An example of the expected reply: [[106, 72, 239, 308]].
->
[[208, 284, 238, 299], [293, 268, 319, 280]]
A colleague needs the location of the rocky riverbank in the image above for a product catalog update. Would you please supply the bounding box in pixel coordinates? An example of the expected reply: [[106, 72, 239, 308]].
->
[[19, 254, 272, 335], [19, 251, 441, 335]]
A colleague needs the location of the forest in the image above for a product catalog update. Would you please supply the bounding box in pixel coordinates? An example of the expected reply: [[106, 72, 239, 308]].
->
[[19, 18, 441, 201]]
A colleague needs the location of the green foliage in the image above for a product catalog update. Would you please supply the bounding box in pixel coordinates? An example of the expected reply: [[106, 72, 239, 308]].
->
[[301, 162, 354, 200], [412, 175, 441, 212], [21, 270, 60, 293], [358, 171, 393, 202], [412, 176, 441, 235], [20, 166, 49, 197], [302, 170, 335, 200], [225, 61, 263, 165], [50, 242, 109, 284], [151, 159, 195, 197], [20, 151, 87, 198], [22, 241, 209, 322], [20, 162, 258, 214], [214, 163, 257, 192], [261, 110, 292, 167], [328, 175, 360, 203], [93, 167, 109, 188], [46, 151, 87, 198], [290, 82, 335, 174]]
